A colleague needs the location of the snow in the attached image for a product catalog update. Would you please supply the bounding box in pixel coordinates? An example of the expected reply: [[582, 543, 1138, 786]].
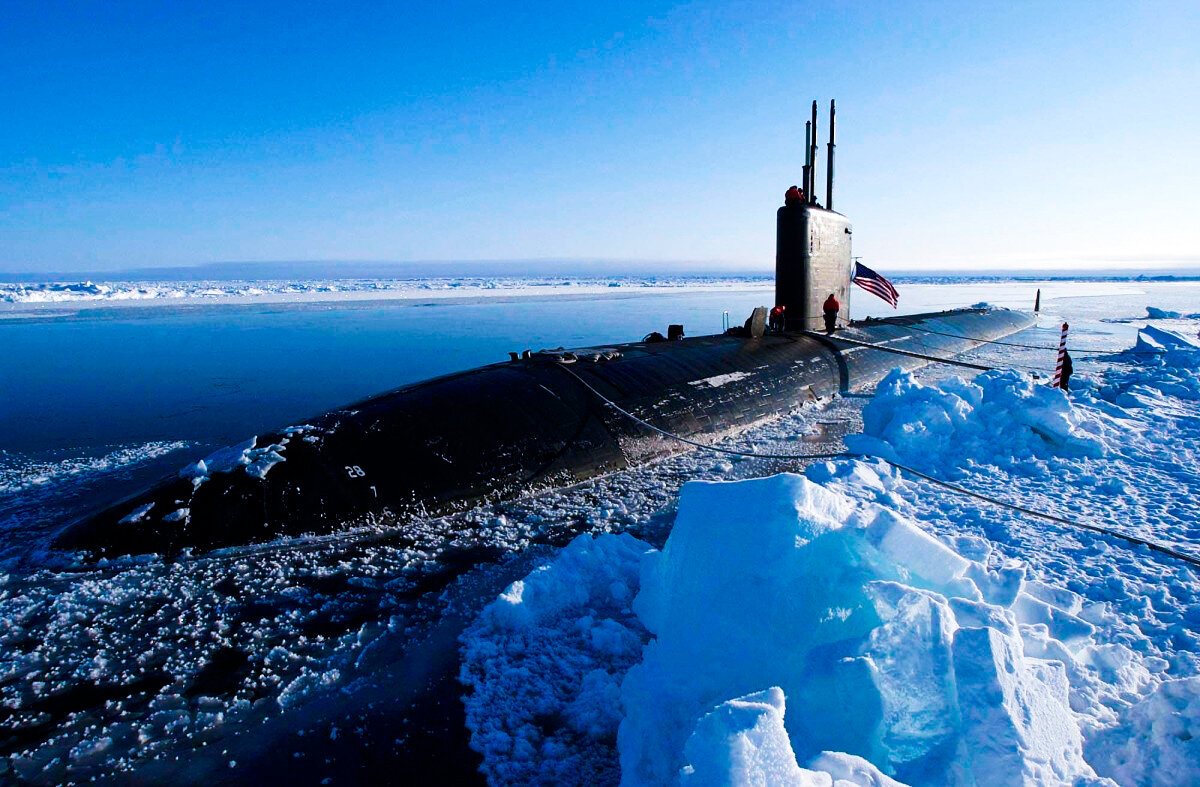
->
[[690, 372, 754, 389], [3, 279, 1200, 782], [459, 532, 652, 785], [846, 368, 1107, 478], [1089, 677, 1200, 785]]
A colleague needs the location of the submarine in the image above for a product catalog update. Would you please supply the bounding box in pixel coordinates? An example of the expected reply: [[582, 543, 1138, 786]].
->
[[54, 100, 1035, 559]]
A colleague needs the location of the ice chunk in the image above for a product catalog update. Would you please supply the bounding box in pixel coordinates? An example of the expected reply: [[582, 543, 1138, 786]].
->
[[1129, 325, 1200, 363], [619, 472, 1109, 786], [1011, 593, 1096, 647], [860, 583, 960, 777], [1023, 579, 1083, 615], [966, 562, 1026, 608], [244, 446, 286, 479], [193, 437, 288, 480], [118, 502, 155, 524], [178, 460, 207, 479], [680, 688, 809, 786], [863, 508, 970, 587], [951, 626, 1097, 785], [632, 473, 857, 636], [162, 508, 190, 524], [805, 751, 906, 786], [202, 438, 257, 473]]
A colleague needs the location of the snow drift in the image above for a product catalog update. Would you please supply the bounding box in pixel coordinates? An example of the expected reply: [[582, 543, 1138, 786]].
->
[[845, 368, 1107, 477]]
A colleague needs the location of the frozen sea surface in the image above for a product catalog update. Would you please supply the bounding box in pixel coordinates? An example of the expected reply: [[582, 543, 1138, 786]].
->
[[0, 276, 1198, 783]]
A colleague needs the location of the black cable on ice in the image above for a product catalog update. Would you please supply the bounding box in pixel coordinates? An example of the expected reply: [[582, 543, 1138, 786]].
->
[[873, 318, 1159, 355], [877, 459, 1200, 569], [801, 331, 1005, 372], [558, 363, 1200, 569]]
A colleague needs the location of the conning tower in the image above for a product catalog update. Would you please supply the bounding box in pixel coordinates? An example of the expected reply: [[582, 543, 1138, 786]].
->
[[776, 99, 852, 331]]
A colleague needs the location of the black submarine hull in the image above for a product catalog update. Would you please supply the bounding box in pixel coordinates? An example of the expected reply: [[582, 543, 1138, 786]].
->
[[55, 307, 1034, 558]]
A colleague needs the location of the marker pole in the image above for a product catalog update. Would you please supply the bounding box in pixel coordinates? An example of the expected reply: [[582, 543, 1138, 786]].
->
[[1051, 322, 1068, 388]]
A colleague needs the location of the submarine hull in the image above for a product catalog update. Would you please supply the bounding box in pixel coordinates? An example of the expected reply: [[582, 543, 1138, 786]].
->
[[55, 307, 1035, 558]]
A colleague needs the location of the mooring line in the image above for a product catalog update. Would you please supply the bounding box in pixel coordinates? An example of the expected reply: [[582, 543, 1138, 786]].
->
[[802, 330, 1005, 372], [878, 460, 1200, 568], [874, 318, 1159, 355], [556, 363, 1200, 568], [555, 364, 846, 462]]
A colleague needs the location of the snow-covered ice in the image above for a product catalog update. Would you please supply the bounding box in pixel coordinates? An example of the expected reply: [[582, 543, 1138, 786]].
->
[[464, 471, 1109, 785], [1, 280, 1199, 783], [460, 322, 1200, 785]]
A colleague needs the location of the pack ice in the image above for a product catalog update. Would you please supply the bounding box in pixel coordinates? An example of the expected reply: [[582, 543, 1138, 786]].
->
[[619, 471, 1109, 786], [463, 470, 1136, 785]]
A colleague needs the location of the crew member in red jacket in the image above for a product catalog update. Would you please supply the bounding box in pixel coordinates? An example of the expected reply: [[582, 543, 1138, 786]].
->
[[769, 304, 786, 332], [822, 293, 840, 334]]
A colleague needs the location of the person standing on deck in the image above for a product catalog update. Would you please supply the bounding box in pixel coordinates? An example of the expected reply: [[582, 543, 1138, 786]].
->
[[822, 293, 840, 334], [769, 304, 786, 332]]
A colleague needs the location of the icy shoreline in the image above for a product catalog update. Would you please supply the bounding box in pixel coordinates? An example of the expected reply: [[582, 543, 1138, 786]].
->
[[0, 276, 772, 308]]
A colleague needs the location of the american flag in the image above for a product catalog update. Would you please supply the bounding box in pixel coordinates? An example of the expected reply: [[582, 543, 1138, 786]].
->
[[853, 261, 899, 308]]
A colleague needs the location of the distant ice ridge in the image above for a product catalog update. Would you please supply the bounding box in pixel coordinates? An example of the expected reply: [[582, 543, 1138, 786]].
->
[[0, 276, 771, 305], [1145, 306, 1200, 320]]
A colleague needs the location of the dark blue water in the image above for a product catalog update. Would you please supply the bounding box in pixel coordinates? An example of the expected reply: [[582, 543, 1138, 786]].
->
[[0, 289, 769, 559]]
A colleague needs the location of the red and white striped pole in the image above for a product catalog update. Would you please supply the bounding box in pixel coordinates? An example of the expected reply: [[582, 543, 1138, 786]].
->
[[1051, 322, 1069, 388]]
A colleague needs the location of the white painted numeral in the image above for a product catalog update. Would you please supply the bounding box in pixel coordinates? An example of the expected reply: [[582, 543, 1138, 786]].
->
[[345, 465, 366, 478]]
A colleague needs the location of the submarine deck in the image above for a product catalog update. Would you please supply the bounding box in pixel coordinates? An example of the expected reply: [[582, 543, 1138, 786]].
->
[[54, 308, 1035, 559]]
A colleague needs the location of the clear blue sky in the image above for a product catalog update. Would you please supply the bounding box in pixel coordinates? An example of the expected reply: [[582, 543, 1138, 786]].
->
[[2, 1, 1197, 273]]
